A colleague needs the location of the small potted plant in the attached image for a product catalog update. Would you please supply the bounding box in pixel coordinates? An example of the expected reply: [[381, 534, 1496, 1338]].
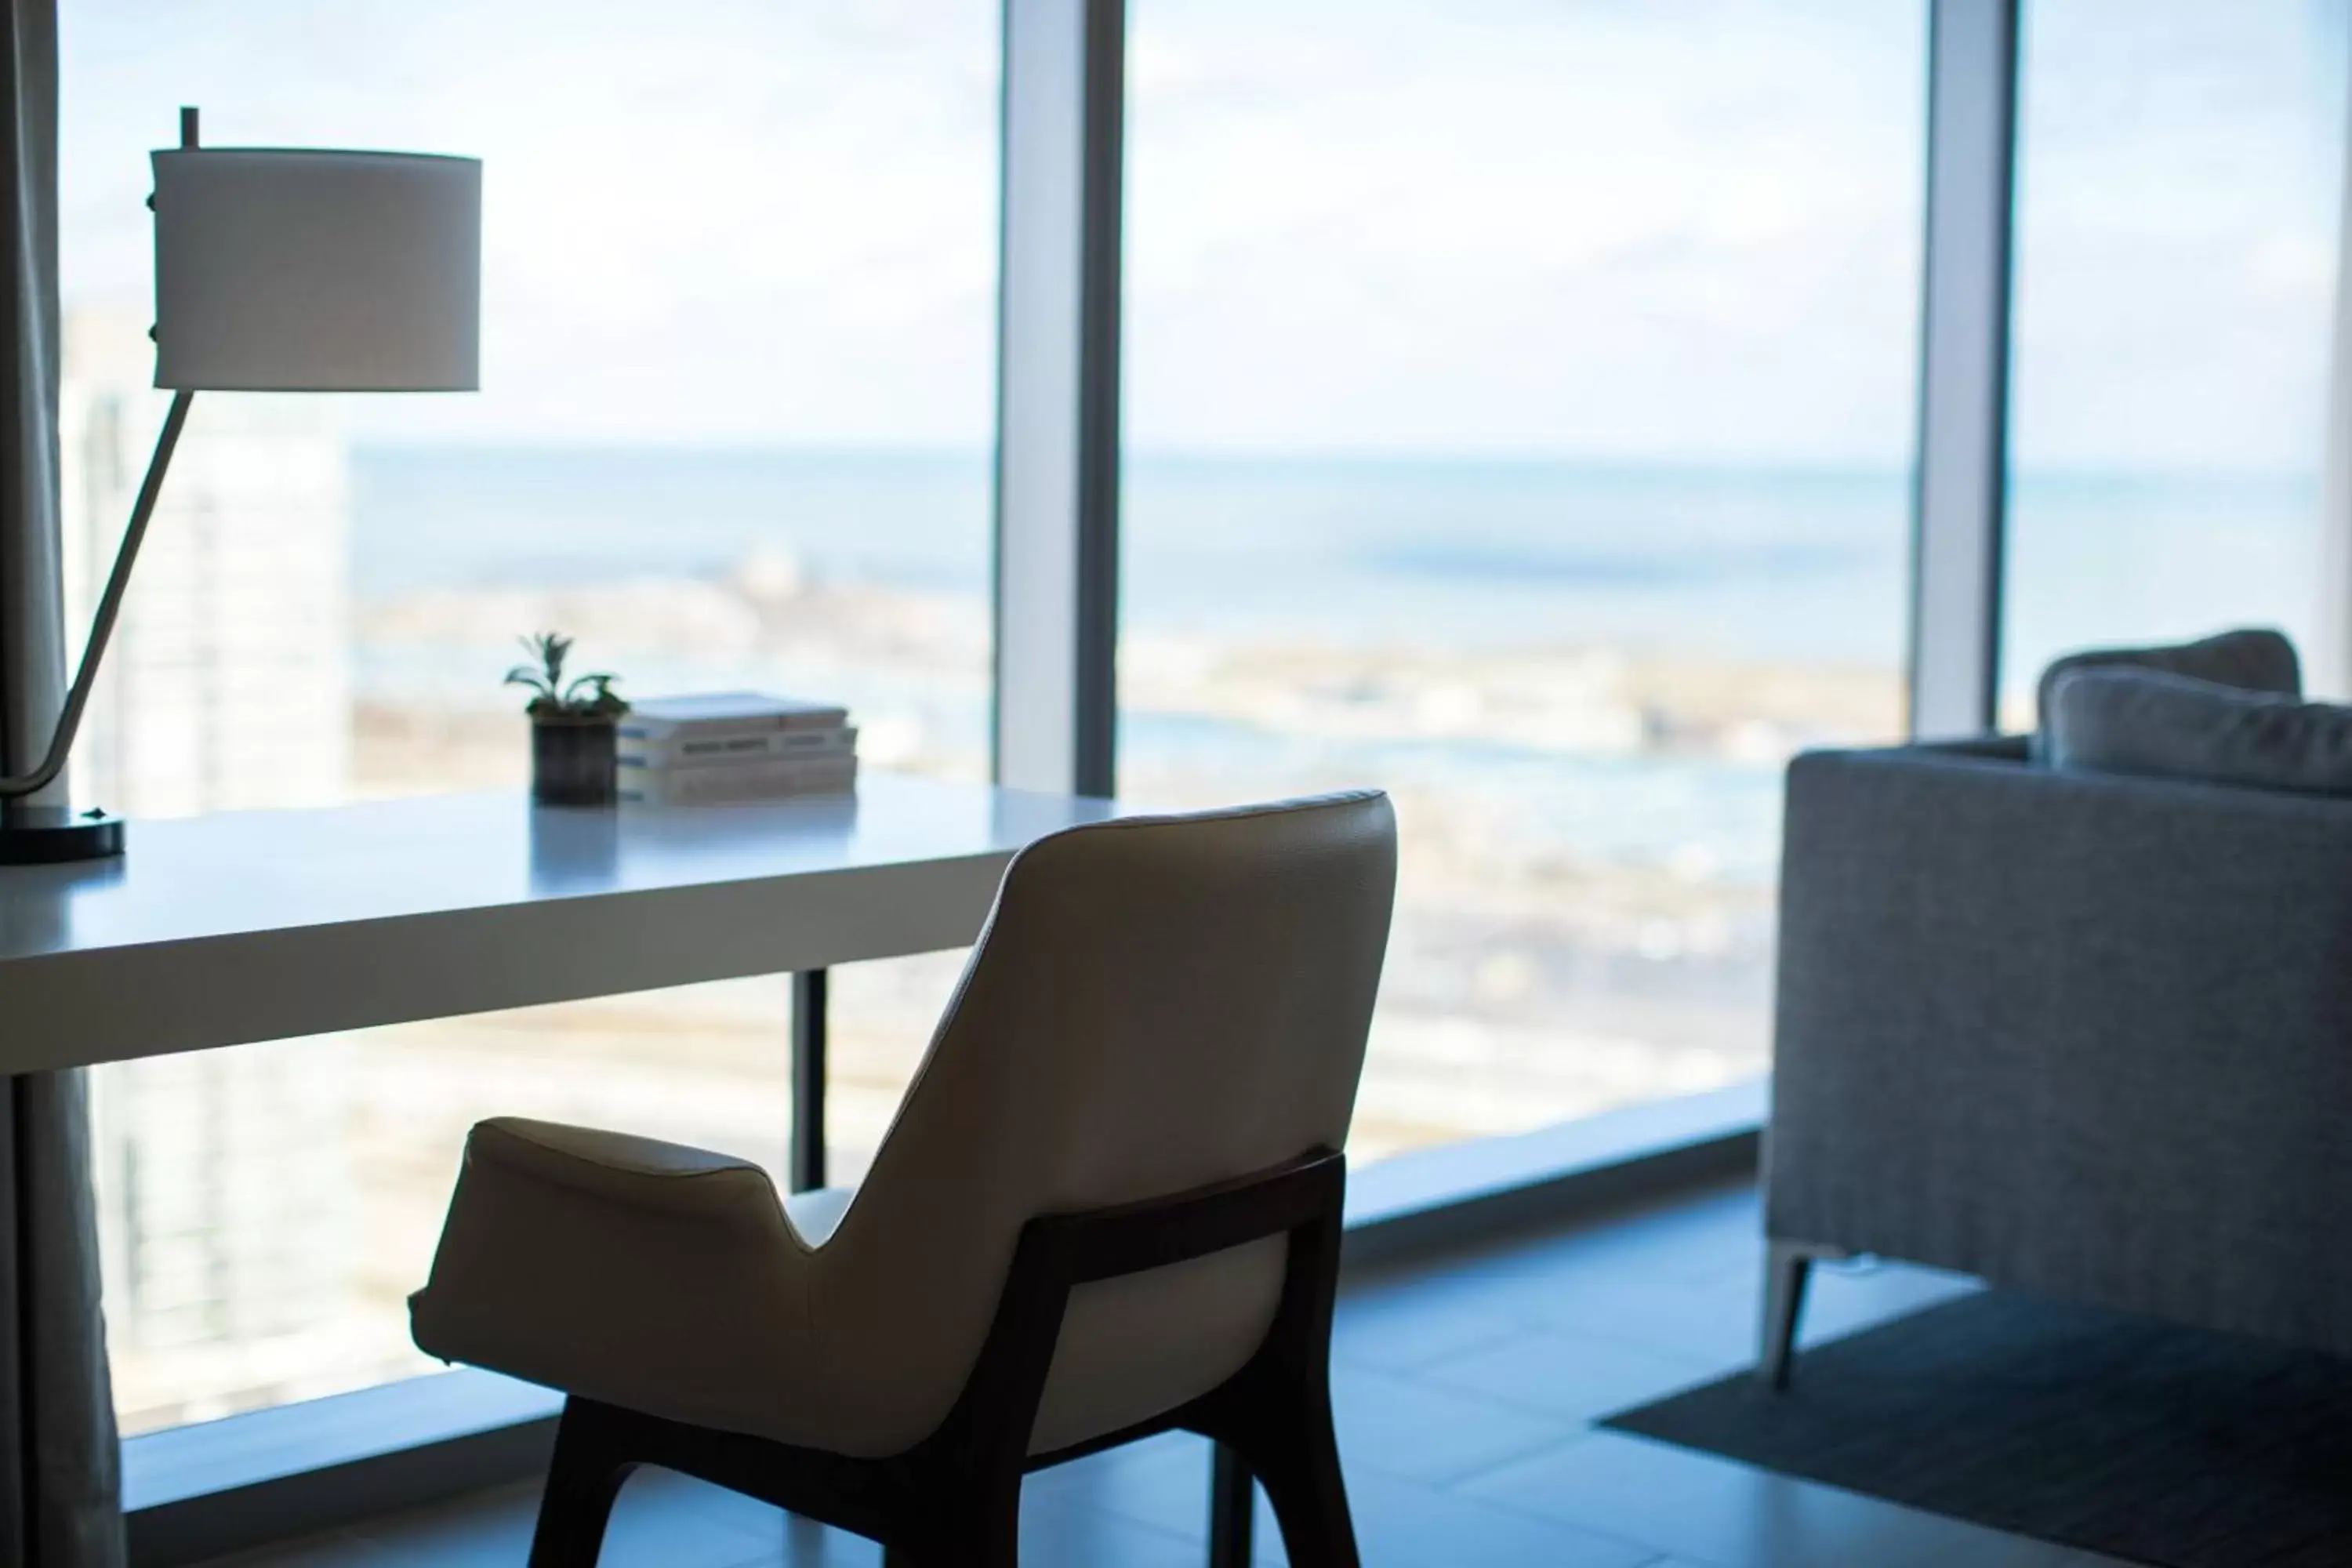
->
[[504, 632, 628, 806]]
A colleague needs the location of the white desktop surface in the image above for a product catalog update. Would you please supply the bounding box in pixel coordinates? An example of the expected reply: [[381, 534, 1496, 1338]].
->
[[0, 772, 1126, 1075]]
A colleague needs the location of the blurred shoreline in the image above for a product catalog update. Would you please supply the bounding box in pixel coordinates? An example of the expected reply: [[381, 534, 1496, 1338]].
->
[[348, 560, 1899, 1163], [354, 556, 1900, 780]]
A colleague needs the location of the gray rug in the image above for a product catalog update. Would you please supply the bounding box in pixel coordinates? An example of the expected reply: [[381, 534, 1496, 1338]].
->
[[1603, 1290, 2352, 1568]]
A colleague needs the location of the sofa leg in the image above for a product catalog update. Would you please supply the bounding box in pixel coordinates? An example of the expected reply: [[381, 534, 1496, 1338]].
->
[[1758, 1240, 1818, 1390]]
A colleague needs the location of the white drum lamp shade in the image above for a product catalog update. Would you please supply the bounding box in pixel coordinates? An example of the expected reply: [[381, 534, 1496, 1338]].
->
[[151, 147, 481, 391]]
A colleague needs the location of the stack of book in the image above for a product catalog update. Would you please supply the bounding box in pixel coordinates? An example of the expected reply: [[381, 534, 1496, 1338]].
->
[[615, 692, 857, 806]]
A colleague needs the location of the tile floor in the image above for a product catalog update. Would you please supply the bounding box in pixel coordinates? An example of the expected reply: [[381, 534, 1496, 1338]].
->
[[200, 1179, 2132, 1567]]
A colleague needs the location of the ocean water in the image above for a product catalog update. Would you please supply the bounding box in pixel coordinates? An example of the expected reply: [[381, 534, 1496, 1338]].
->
[[351, 447, 2321, 883], [356, 450, 1914, 662], [354, 447, 2318, 673]]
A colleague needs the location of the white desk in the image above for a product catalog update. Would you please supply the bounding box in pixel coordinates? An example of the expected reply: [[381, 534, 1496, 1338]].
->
[[0, 773, 1125, 1180]]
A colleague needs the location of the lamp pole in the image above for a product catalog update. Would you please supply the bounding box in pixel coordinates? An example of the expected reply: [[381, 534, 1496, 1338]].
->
[[0, 111, 205, 862], [0, 394, 193, 803]]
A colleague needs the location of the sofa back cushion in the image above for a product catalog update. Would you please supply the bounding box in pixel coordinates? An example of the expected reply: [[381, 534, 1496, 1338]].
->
[[2034, 628, 2300, 743], [2047, 666, 2352, 796]]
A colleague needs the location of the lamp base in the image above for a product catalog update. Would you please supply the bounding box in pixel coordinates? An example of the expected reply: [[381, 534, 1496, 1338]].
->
[[0, 804, 125, 864]]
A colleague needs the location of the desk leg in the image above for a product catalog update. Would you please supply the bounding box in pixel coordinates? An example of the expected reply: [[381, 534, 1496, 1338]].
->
[[790, 969, 828, 1193]]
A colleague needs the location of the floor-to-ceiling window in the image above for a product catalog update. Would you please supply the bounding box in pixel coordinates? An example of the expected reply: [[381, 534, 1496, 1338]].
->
[[1117, 0, 1928, 1160], [60, 1, 998, 1434], [2000, 0, 2349, 720]]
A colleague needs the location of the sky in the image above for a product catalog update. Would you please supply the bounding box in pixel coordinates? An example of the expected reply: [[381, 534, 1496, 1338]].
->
[[56, 0, 2352, 470]]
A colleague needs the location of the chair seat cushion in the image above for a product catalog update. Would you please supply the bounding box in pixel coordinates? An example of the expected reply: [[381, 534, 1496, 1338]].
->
[[2047, 666, 2352, 796]]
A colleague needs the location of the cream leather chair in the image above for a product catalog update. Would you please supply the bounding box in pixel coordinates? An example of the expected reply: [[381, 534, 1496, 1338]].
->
[[409, 792, 1397, 1567]]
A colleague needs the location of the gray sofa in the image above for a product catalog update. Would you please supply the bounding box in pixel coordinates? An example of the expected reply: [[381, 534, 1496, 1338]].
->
[[1760, 735, 2352, 1385]]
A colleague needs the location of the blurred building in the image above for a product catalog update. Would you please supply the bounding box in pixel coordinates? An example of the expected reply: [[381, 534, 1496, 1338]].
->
[[62, 309, 362, 1430], [59, 312, 351, 816]]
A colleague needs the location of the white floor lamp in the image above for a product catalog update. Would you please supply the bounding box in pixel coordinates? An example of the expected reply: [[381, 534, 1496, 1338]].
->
[[0, 106, 479, 862]]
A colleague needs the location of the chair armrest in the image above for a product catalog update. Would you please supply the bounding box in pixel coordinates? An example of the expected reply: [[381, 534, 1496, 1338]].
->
[[408, 1119, 821, 1426], [461, 1116, 808, 1227]]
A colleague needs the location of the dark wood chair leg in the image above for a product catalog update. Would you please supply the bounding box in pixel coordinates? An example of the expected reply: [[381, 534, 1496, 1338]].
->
[[912, 1497, 1019, 1568], [1208, 1441, 1255, 1567], [528, 1399, 639, 1568], [975, 1512, 1022, 1568], [880, 1472, 1022, 1568], [1243, 1388, 1357, 1568]]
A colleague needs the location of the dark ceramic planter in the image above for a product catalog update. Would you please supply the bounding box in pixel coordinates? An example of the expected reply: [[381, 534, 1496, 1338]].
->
[[531, 716, 618, 806]]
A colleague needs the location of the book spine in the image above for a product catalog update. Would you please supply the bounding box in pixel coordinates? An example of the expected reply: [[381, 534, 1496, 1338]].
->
[[618, 710, 851, 742], [618, 756, 858, 806], [617, 727, 857, 769]]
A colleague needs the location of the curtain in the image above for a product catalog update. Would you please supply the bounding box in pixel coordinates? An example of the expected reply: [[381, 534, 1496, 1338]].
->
[[0, 1, 128, 1563]]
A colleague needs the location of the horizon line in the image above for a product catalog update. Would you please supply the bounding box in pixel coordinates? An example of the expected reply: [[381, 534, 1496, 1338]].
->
[[345, 440, 2325, 483]]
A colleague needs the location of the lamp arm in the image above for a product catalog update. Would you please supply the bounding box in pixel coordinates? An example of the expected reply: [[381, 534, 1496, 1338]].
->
[[0, 388, 194, 800]]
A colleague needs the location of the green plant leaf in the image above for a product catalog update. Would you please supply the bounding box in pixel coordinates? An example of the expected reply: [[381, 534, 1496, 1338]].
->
[[521, 632, 571, 689], [561, 671, 617, 705], [510, 632, 622, 715]]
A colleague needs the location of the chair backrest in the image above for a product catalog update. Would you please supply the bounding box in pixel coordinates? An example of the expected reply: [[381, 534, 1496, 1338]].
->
[[808, 791, 1396, 1457]]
